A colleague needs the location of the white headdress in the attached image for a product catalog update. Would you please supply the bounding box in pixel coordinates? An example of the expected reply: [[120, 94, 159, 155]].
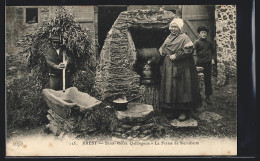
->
[[170, 18, 184, 30]]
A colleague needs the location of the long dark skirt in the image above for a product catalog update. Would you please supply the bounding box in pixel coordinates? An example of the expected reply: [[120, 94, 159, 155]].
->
[[159, 56, 201, 110]]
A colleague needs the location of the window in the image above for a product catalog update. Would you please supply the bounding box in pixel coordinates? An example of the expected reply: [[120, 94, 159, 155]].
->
[[26, 8, 38, 24]]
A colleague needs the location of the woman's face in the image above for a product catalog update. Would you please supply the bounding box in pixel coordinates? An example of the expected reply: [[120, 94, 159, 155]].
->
[[169, 23, 181, 35]]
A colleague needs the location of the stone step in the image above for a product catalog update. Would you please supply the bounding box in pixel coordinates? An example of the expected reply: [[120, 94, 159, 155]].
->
[[115, 102, 154, 124], [170, 118, 198, 128], [199, 111, 222, 123]]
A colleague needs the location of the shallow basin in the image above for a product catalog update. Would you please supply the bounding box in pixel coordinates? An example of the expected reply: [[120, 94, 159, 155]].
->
[[42, 87, 102, 118]]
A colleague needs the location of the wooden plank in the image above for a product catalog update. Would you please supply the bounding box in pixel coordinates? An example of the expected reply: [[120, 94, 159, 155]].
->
[[182, 5, 215, 47], [182, 5, 214, 17], [184, 15, 212, 21], [184, 20, 199, 39]]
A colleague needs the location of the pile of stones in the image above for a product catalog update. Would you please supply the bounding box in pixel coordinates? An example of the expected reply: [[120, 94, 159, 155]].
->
[[46, 109, 78, 136], [112, 102, 159, 140]]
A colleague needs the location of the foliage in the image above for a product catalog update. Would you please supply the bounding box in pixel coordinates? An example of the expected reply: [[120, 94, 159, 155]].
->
[[6, 73, 49, 128], [16, 7, 97, 85], [76, 105, 120, 137], [72, 68, 96, 95]]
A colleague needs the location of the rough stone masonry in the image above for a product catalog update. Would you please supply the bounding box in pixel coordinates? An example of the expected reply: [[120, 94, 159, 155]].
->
[[94, 9, 176, 106], [215, 5, 237, 85]]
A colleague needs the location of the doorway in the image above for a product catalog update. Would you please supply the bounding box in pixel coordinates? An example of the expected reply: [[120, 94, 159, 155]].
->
[[182, 5, 217, 76], [182, 5, 215, 42], [98, 6, 127, 55]]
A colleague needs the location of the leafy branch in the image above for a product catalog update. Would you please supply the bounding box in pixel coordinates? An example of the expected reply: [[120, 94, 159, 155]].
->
[[15, 7, 98, 86]]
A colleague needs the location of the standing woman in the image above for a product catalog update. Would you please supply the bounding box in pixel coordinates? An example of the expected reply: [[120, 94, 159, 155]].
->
[[159, 18, 201, 121]]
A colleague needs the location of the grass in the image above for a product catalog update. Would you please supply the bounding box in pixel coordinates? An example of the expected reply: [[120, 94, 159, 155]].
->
[[7, 77, 237, 139], [166, 77, 237, 138]]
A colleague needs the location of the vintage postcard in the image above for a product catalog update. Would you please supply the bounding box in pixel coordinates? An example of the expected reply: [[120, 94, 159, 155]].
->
[[6, 5, 237, 156]]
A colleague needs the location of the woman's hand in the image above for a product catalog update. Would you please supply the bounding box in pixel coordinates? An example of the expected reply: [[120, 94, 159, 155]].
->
[[169, 54, 176, 61]]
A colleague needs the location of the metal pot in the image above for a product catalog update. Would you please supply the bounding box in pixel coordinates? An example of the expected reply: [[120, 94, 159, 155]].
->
[[112, 95, 141, 111], [112, 99, 128, 111]]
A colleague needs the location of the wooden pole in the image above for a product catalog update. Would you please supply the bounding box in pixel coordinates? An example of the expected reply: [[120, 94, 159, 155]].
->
[[62, 50, 66, 92]]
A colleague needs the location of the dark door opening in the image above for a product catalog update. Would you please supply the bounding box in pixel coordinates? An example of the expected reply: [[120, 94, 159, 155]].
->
[[182, 5, 217, 76], [129, 27, 170, 49], [98, 6, 127, 55], [182, 5, 215, 43], [130, 27, 170, 85]]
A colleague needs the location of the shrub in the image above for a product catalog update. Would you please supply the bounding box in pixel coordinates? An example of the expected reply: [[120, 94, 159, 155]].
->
[[18, 7, 97, 86], [7, 7, 97, 129], [77, 105, 119, 136], [6, 73, 49, 128]]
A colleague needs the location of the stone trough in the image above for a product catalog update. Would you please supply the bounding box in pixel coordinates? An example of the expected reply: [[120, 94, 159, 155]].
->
[[42, 87, 102, 135], [43, 87, 102, 118]]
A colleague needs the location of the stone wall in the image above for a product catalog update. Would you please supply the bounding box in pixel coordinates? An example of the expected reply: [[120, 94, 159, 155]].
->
[[6, 6, 56, 54], [6, 6, 96, 54], [215, 5, 237, 85], [127, 5, 182, 17], [6, 6, 56, 84], [94, 9, 176, 103]]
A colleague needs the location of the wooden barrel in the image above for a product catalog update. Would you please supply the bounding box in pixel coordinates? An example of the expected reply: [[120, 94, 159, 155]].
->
[[136, 48, 161, 61]]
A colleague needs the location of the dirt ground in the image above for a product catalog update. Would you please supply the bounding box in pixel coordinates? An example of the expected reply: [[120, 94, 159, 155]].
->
[[170, 77, 237, 138], [7, 77, 237, 140]]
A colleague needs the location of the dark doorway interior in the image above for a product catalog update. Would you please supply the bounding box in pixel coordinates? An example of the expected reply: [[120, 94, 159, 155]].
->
[[98, 6, 127, 54], [130, 27, 170, 85], [129, 27, 170, 48]]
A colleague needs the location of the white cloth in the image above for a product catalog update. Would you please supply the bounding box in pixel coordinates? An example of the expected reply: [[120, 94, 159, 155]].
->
[[184, 41, 194, 48], [170, 18, 184, 30]]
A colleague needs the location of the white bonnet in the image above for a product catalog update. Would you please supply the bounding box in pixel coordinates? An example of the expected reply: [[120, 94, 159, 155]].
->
[[170, 18, 184, 30]]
